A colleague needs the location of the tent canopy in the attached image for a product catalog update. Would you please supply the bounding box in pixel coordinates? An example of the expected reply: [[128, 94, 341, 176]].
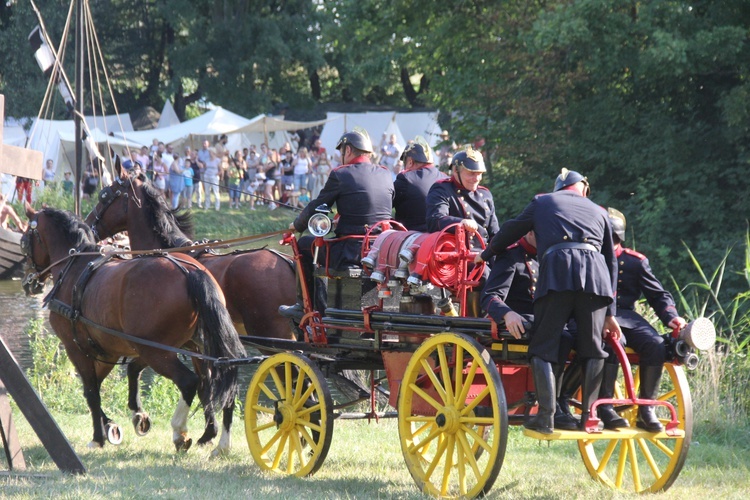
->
[[318, 111, 441, 161]]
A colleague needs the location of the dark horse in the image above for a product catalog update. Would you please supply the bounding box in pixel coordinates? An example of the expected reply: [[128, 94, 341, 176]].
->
[[21, 205, 246, 454], [84, 160, 296, 341]]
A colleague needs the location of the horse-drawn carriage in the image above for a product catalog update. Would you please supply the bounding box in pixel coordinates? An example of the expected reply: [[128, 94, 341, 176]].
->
[[22, 165, 714, 498], [237, 208, 714, 498]]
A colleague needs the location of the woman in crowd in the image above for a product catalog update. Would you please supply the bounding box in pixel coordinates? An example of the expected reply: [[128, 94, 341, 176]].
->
[[151, 151, 167, 195], [264, 160, 278, 210]]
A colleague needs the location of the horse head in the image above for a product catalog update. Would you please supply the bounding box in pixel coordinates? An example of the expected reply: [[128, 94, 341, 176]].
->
[[84, 156, 136, 241], [21, 205, 97, 296], [20, 204, 48, 296], [85, 160, 194, 249]]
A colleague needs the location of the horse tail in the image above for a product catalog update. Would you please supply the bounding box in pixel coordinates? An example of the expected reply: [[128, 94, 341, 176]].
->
[[186, 269, 246, 411]]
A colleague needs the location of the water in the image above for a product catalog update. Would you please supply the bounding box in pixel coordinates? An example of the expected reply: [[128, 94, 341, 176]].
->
[[0, 279, 49, 370]]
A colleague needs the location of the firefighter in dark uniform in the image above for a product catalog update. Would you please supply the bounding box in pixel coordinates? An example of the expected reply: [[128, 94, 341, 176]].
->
[[426, 147, 499, 250], [480, 231, 578, 430], [477, 168, 622, 434], [393, 138, 447, 231], [280, 129, 394, 316], [602, 208, 687, 432]]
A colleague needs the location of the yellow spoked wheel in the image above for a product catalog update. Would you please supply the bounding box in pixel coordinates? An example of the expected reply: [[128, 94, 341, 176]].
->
[[398, 333, 507, 498], [578, 363, 692, 492], [244, 353, 333, 477]]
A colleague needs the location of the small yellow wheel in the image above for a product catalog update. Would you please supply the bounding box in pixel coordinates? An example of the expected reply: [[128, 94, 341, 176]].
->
[[244, 352, 333, 477], [398, 333, 508, 498], [578, 363, 692, 492]]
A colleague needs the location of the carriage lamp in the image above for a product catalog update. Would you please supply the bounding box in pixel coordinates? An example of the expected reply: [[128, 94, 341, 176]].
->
[[308, 213, 332, 237], [29, 25, 74, 112]]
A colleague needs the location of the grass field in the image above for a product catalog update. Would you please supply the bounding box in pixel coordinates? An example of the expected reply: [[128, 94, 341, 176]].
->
[[3, 407, 749, 499], [4, 191, 749, 498]]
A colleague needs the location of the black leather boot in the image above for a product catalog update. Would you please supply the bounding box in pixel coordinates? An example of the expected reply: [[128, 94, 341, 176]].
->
[[553, 363, 579, 431], [597, 363, 629, 429], [636, 365, 664, 432], [524, 357, 555, 434], [579, 358, 604, 430]]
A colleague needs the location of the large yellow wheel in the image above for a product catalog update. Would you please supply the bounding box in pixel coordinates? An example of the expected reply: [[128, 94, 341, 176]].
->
[[578, 363, 692, 492], [244, 353, 333, 477], [398, 333, 508, 498]]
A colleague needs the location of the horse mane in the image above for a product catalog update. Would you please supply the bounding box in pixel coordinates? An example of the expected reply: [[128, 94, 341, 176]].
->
[[140, 180, 195, 248], [43, 208, 99, 252]]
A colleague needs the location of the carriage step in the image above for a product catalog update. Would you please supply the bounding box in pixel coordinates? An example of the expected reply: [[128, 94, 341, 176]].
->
[[522, 427, 685, 441]]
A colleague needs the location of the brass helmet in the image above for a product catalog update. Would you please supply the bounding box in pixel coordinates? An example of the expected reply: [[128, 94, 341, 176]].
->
[[335, 127, 373, 154], [450, 147, 485, 173], [607, 207, 626, 242], [554, 168, 589, 192], [400, 136, 433, 164]]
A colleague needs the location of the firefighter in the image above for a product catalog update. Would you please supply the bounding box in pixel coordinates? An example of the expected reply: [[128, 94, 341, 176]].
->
[[393, 138, 447, 231], [281, 129, 394, 316], [477, 168, 621, 433], [602, 208, 687, 431]]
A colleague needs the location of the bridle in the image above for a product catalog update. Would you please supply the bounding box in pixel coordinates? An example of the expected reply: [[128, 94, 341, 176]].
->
[[20, 213, 49, 295], [86, 175, 137, 241]]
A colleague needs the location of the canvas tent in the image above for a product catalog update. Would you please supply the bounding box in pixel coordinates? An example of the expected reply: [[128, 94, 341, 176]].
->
[[317, 111, 441, 162], [115, 107, 329, 154], [1, 114, 139, 184], [157, 100, 180, 128]]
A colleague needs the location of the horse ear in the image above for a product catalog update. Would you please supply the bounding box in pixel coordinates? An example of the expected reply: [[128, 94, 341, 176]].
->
[[115, 155, 124, 179], [24, 201, 36, 219]]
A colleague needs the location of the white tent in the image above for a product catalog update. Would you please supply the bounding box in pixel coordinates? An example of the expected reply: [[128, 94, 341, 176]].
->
[[115, 108, 329, 155], [158, 100, 180, 128], [318, 111, 440, 161], [395, 111, 443, 147], [25, 114, 140, 180], [113, 106, 257, 154]]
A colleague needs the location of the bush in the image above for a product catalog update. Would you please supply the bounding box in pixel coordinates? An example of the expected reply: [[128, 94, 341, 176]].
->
[[670, 232, 750, 439]]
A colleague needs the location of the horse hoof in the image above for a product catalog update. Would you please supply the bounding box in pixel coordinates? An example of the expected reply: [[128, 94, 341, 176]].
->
[[174, 435, 193, 453], [105, 422, 123, 445], [88, 440, 105, 449], [132, 412, 152, 436]]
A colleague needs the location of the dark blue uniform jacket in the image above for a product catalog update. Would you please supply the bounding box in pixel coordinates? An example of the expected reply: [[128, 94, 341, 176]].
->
[[393, 165, 447, 231], [615, 246, 679, 328], [425, 178, 499, 244], [293, 156, 394, 236], [481, 238, 538, 321], [481, 190, 617, 315]]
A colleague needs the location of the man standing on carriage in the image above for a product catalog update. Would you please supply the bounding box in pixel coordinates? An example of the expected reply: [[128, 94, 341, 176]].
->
[[476, 168, 622, 434], [280, 128, 394, 317], [598, 208, 687, 432], [480, 230, 579, 430], [393, 137, 447, 231]]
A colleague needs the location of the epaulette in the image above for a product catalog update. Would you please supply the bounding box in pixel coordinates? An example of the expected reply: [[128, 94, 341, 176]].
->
[[622, 247, 646, 260], [506, 241, 521, 251], [476, 185, 490, 192], [435, 177, 453, 184]]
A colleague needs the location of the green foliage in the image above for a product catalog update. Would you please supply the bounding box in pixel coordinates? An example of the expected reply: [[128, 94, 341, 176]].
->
[[667, 234, 750, 433]]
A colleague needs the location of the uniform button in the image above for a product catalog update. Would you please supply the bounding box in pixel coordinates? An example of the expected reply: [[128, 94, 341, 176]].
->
[[619, 270, 623, 274], [620, 261, 625, 265], [563, 235, 568, 240], [618, 279, 622, 283], [583, 237, 588, 242], [532, 278, 537, 283]]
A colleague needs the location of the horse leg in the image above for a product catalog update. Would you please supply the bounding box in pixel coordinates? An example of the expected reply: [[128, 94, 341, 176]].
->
[[191, 358, 219, 447], [127, 359, 152, 436], [142, 352, 199, 452], [212, 399, 235, 458]]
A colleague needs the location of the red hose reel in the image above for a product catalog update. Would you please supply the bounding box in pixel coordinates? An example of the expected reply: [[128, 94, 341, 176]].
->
[[361, 223, 485, 296]]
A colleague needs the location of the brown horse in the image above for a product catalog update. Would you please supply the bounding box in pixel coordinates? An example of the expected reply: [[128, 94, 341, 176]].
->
[[21, 206, 246, 454], [85, 160, 296, 341]]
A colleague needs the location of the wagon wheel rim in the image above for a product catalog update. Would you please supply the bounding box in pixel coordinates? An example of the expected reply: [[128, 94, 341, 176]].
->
[[577, 363, 692, 492], [244, 352, 334, 477], [398, 333, 508, 498]]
